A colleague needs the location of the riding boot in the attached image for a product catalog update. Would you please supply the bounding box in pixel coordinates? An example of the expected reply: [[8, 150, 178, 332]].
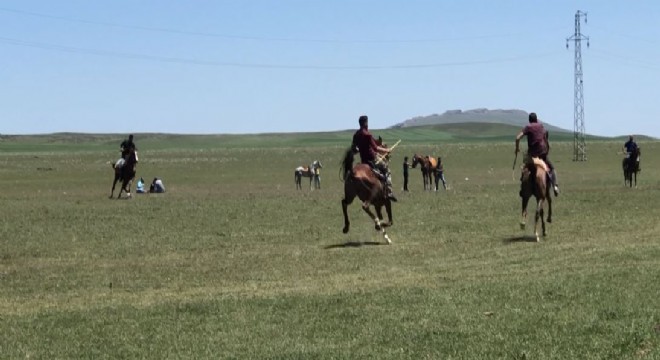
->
[[385, 173, 397, 202], [551, 170, 560, 196]]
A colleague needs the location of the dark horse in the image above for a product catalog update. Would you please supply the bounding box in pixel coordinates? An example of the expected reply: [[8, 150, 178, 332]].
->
[[110, 149, 138, 199], [411, 154, 438, 191], [340, 149, 393, 244], [623, 147, 641, 188], [519, 157, 553, 242]]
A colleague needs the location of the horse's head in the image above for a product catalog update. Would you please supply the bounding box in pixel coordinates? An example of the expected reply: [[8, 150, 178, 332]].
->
[[411, 154, 421, 168]]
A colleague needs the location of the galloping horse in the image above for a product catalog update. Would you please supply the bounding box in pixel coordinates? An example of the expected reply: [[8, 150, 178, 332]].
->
[[623, 147, 641, 188], [110, 148, 138, 199], [411, 154, 438, 191], [519, 156, 553, 242], [340, 149, 393, 244], [294, 160, 321, 190]]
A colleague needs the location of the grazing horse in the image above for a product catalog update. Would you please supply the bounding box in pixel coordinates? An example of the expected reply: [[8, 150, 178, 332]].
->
[[519, 157, 553, 242], [294, 160, 321, 190], [623, 147, 641, 188], [340, 148, 393, 244], [110, 149, 138, 199], [411, 154, 438, 191]]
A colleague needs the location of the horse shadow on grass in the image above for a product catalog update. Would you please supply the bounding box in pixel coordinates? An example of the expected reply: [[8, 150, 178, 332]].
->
[[324, 240, 385, 249], [503, 235, 539, 244]]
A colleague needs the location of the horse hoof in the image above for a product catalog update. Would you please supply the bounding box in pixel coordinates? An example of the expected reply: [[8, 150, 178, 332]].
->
[[384, 234, 392, 244], [374, 224, 382, 231], [547, 218, 552, 223], [536, 235, 541, 242], [519, 222, 526, 230], [342, 227, 349, 234]]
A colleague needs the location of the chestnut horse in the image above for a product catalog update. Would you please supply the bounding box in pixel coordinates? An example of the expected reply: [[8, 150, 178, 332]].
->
[[519, 157, 553, 241], [623, 147, 641, 188], [110, 149, 138, 199], [411, 154, 438, 191], [340, 149, 393, 244]]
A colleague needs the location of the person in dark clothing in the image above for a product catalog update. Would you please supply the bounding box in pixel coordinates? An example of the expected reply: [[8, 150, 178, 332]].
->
[[515, 112, 559, 196], [402, 156, 410, 192], [434, 156, 447, 191], [623, 135, 638, 156], [120, 134, 136, 159], [351, 115, 396, 201]]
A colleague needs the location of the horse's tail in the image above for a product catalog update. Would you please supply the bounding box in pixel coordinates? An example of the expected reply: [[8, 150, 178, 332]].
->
[[340, 147, 355, 182]]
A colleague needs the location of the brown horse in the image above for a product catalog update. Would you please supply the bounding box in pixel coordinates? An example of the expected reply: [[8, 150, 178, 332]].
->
[[623, 147, 641, 188], [519, 157, 553, 242], [411, 154, 438, 191], [340, 148, 393, 244], [110, 149, 138, 199]]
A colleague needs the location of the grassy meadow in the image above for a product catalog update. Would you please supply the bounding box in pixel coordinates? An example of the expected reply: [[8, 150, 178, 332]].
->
[[1, 129, 659, 359]]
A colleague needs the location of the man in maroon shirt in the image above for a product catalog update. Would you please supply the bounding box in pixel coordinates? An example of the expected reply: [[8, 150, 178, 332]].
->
[[352, 115, 397, 201], [515, 112, 560, 196]]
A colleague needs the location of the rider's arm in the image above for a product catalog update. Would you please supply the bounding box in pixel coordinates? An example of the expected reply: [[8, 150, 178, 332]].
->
[[515, 130, 525, 153]]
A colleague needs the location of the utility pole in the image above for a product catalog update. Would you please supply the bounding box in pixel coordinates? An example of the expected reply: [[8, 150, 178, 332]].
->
[[566, 10, 589, 161]]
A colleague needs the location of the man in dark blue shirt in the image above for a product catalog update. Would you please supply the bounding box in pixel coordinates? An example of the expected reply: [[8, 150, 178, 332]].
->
[[623, 135, 638, 157]]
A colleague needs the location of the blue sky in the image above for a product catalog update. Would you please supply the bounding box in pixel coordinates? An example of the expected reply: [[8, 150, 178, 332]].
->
[[1, 0, 659, 136]]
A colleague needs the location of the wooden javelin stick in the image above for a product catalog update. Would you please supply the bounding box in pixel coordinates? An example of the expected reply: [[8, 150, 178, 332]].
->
[[375, 139, 401, 165]]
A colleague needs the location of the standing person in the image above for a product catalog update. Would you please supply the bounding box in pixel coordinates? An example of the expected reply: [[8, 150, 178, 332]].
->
[[313, 160, 322, 189], [515, 112, 559, 196], [120, 134, 136, 159], [402, 156, 410, 192], [351, 115, 396, 201], [435, 156, 447, 191]]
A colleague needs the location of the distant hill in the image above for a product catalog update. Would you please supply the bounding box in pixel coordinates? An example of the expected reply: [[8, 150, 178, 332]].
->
[[390, 108, 571, 133]]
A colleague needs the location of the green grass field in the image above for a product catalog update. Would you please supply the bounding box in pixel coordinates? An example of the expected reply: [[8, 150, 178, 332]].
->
[[1, 131, 659, 359]]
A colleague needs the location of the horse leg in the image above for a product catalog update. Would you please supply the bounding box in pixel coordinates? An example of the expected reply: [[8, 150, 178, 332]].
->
[[117, 180, 124, 199], [361, 203, 381, 231], [374, 205, 392, 244], [546, 183, 553, 224], [342, 183, 356, 234], [520, 194, 530, 230], [534, 198, 545, 242], [540, 202, 546, 238], [110, 177, 118, 199]]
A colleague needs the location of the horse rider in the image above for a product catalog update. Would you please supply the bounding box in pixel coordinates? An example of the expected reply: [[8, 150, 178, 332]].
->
[[120, 134, 137, 159], [623, 135, 639, 161], [515, 112, 560, 196], [351, 115, 397, 201]]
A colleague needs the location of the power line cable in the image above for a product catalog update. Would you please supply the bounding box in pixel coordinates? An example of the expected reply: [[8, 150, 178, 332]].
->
[[0, 35, 563, 69], [0, 6, 562, 44]]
